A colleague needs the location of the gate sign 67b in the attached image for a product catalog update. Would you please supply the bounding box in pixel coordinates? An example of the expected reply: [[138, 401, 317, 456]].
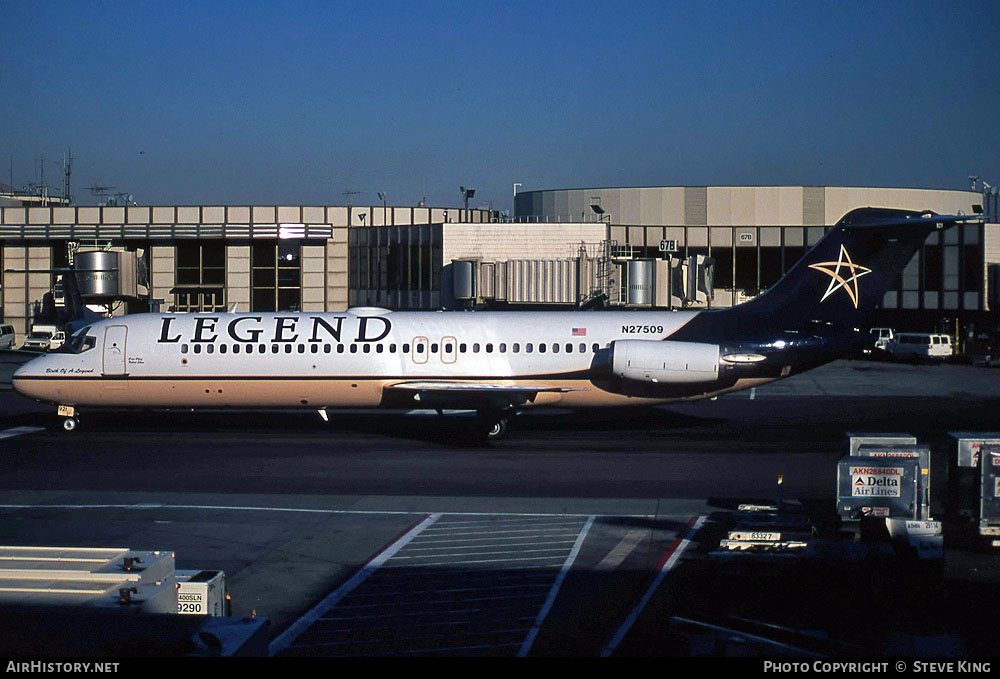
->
[[659, 239, 678, 253]]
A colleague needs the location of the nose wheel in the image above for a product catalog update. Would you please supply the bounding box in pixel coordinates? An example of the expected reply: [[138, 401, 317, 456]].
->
[[57, 405, 79, 432]]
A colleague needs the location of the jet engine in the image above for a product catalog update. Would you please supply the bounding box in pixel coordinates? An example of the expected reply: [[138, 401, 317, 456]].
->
[[607, 339, 721, 384]]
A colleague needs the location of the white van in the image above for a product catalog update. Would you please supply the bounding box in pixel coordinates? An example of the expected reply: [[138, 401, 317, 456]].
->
[[886, 333, 954, 360], [0, 325, 15, 350]]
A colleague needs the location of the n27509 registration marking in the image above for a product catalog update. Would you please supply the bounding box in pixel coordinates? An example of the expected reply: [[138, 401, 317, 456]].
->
[[622, 325, 664, 334]]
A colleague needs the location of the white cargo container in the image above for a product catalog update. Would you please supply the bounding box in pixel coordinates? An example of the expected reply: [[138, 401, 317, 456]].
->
[[176, 569, 227, 616]]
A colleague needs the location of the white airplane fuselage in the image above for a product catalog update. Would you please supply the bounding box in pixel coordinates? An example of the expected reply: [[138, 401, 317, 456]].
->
[[14, 308, 762, 410]]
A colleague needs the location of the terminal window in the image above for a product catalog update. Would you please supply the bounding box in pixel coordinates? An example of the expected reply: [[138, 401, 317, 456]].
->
[[252, 240, 302, 312], [174, 241, 226, 312]]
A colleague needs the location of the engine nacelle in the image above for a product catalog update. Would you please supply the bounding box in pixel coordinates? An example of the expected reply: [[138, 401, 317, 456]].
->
[[609, 339, 721, 384]]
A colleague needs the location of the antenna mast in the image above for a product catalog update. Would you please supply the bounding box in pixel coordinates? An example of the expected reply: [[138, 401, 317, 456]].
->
[[62, 150, 73, 204]]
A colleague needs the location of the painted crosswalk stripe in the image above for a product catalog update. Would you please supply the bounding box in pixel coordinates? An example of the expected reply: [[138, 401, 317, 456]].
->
[[596, 529, 649, 571], [267, 513, 442, 657], [517, 515, 595, 657], [601, 515, 707, 657]]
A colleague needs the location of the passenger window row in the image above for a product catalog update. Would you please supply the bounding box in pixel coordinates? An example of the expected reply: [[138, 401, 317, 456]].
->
[[428, 342, 601, 355], [181, 343, 408, 355], [179, 341, 604, 357]]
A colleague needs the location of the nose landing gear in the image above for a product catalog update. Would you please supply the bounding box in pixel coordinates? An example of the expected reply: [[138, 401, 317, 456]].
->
[[57, 405, 79, 432]]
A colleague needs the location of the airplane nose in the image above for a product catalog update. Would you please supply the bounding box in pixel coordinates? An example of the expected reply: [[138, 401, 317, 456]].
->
[[11, 359, 45, 399], [12, 362, 31, 395]]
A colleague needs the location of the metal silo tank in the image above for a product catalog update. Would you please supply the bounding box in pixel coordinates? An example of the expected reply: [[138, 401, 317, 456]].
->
[[75, 251, 120, 299], [627, 259, 654, 307]]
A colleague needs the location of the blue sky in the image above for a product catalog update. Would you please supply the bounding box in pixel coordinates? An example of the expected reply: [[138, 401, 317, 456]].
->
[[2, 1, 998, 211]]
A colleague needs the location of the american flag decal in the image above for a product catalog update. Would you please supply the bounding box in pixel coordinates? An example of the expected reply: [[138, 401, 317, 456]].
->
[[571, 327, 587, 336]]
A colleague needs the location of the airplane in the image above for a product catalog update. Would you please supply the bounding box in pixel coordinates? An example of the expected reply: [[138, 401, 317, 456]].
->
[[12, 207, 981, 442]]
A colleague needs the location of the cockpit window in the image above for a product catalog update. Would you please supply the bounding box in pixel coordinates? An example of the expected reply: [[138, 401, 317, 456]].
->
[[59, 326, 97, 354]]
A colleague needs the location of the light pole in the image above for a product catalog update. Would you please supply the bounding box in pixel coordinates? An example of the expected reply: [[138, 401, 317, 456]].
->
[[377, 191, 387, 225], [460, 186, 476, 212], [590, 201, 609, 224]]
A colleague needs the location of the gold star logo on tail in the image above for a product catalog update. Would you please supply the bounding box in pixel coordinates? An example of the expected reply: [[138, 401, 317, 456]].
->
[[808, 245, 872, 309]]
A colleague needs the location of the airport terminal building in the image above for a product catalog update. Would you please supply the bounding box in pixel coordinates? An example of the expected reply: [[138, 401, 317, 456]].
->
[[0, 185, 997, 348], [514, 186, 998, 325], [0, 203, 493, 340]]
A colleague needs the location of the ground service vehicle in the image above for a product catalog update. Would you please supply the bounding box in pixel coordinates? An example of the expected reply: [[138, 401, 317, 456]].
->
[[866, 327, 895, 353], [22, 326, 66, 352], [0, 325, 15, 350], [886, 333, 955, 360]]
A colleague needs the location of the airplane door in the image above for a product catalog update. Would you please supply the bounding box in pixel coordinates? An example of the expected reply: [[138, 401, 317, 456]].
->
[[441, 336, 457, 364], [412, 336, 428, 364], [103, 325, 128, 376]]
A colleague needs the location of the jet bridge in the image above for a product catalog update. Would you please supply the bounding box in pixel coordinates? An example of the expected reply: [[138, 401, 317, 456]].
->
[[450, 245, 714, 310]]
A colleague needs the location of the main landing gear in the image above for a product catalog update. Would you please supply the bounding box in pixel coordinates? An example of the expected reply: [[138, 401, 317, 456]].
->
[[474, 408, 514, 445]]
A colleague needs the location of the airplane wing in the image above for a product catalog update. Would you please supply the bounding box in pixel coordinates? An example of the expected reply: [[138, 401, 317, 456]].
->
[[384, 381, 587, 410]]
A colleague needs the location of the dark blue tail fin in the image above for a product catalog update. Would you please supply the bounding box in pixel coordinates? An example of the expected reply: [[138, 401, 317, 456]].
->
[[694, 208, 981, 341]]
